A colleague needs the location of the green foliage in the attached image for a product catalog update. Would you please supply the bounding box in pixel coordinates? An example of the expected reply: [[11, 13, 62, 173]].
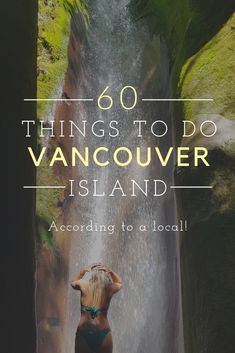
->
[[179, 14, 235, 121], [130, 0, 235, 84], [63, 0, 89, 25], [37, 0, 89, 247], [36, 159, 64, 247], [36, 217, 54, 248], [38, 0, 69, 116], [37, 0, 89, 117]]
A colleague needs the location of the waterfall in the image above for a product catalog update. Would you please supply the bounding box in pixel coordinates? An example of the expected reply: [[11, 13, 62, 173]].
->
[[60, 1, 184, 352]]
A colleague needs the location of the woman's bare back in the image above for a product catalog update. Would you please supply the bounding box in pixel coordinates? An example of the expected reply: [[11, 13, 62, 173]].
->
[[71, 263, 122, 353]]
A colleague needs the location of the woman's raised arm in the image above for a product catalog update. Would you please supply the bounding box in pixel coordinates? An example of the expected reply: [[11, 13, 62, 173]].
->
[[109, 269, 122, 293]]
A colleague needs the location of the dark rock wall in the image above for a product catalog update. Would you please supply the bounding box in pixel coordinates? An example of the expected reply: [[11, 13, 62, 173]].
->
[[131, 1, 235, 352], [1, 1, 37, 353]]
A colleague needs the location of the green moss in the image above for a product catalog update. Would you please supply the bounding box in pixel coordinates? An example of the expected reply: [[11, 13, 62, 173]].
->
[[130, 0, 234, 87], [179, 14, 235, 121], [36, 218, 54, 248], [36, 0, 89, 246], [37, 0, 89, 117], [36, 168, 62, 225], [36, 160, 64, 247]]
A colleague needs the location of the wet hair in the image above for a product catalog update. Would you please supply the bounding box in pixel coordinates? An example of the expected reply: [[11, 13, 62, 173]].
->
[[84, 269, 112, 307]]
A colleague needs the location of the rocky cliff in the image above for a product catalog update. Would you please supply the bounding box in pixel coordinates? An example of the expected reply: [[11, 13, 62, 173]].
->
[[132, 1, 235, 352]]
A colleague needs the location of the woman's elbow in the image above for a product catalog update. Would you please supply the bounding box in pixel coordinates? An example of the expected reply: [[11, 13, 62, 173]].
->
[[114, 282, 122, 292]]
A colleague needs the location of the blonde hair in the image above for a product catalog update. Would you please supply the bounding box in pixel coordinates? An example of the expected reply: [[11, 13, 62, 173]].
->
[[85, 269, 112, 307]]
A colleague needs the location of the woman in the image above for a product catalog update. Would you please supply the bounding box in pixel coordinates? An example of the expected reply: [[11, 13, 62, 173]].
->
[[71, 263, 122, 353]]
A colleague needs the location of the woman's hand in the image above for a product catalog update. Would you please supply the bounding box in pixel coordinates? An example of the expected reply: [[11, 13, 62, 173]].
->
[[72, 266, 92, 282], [82, 262, 112, 273], [80, 263, 100, 275], [95, 264, 112, 273], [79, 268, 90, 276], [90, 262, 103, 269], [71, 280, 80, 289]]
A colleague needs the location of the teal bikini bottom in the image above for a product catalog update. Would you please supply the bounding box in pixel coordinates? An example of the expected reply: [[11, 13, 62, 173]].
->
[[78, 327, 111, 351]]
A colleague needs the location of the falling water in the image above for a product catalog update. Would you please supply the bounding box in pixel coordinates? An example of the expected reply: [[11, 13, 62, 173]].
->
[[62, 1, 184, 353]]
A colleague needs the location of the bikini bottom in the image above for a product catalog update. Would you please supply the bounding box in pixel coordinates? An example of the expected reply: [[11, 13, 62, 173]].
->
[[78, 327, 111, 351]]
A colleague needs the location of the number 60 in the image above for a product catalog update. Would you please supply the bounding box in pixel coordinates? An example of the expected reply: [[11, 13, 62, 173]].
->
[[97, 86, 137, 110]]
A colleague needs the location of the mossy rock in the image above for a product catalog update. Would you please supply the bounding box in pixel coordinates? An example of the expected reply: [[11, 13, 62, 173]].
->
[[36, 0, 89, 247], [179, 14, 235, 121], [37, 0, 89, 117]]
